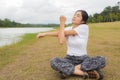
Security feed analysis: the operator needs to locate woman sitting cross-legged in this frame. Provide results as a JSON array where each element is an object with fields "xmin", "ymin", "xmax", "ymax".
[{"xmin": 37, "ymin": 10, "xmax": 106, "ymax": 80}]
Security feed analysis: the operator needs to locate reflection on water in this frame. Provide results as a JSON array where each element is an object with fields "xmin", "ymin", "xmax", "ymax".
[{"xmin": 0, "ymin": 27, "xmax": 53, "ymax": 47}]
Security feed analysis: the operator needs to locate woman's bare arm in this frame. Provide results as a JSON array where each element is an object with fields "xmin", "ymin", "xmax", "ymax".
[
  {"xmin": 37, "ymin": 16, "xmax": 77, "ymax": 42},
  {"xmin": 37, "ymin": 31, "xmax": 59, "ymax": 38},
  {"xmin": 36, "ymin": 29, "xmax": 77, "ymax": 38},
  {"xmin": 58, "ymin": 16, "xmax": 66, "ymax": 44}
]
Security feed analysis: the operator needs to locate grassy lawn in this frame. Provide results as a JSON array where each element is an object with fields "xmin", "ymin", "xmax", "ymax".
[{"xmin": 0, "ymin": 21, "xmax": 120, "ymax": 80}]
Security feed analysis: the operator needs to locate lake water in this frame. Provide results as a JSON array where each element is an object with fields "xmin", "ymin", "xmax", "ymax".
[{"xmin": 0, "ymin": 27, "xmax": 53, "ymax": 47}]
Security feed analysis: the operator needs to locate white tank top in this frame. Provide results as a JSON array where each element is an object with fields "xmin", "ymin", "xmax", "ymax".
[{"xmin": 65, "ymin": 24, "xmax": 89, "ymax": 56}]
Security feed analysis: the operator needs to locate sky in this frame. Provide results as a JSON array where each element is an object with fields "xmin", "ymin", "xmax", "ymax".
[{"xmin": 0, "ymin": 0, "xmax": 119, "ymax": 24}]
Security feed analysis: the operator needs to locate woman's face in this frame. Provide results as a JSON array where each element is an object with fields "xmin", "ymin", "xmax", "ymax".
[{"xmin": 72, "ymin": 11, "xmax": 83, "ymax": 25}]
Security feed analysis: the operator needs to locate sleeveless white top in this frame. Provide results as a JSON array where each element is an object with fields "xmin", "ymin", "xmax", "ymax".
[{"xmin": 65, "ymin": 24, "xmax": 89, "ymax": 56}]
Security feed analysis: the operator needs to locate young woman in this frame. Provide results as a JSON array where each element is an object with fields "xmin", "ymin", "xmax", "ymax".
[{"xmin": 37, "ymin": 10, "xmax": 106, "ymax": 80}]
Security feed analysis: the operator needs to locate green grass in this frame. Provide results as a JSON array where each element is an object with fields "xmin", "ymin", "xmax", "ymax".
[
  {"xmin": 0, "ymin": 34, "xmax": 37, "ymax": 69},
  {"xmin": 0, "ymin": 21, "xmax": 120, "ymax": 80}
]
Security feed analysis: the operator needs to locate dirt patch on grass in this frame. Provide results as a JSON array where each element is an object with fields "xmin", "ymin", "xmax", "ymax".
[{"xmin": 0, "ymin": 37, "xmax": 67, "ymax": 80}]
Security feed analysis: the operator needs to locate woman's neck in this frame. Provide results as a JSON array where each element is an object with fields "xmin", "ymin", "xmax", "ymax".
[
  {"xmin": 72, "ymin": 24, "xmax": 80, "ymax": 29},
  {"xmin": 72, "ymin": 23, "xmax": 86, "ymax": 29}
]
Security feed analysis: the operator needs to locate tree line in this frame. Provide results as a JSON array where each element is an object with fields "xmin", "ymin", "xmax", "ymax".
[
  {"xmin": 0, "ymin": 18, "xmax": 59, "ymax": 27},
  {"xmin": 88, "ymin": 5, "xmax": 120, "ymax": 23}
]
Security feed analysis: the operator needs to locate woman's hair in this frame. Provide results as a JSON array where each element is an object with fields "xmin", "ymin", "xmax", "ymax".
[{"xmin": 75, "ymin": 10, "xmax": 89, "ymax": 24}]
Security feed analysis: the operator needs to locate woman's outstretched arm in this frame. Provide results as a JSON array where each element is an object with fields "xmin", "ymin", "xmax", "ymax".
[
  {"xmin": 37, "ymin": 15, "xmax": 66, "ymax": 44},
  {"xmin": 37, "ymin": 15, "xmax": 77, "ymax": 43},
  {"xmin": 37, "ymin": 31, "xmax": 59, "ymax": 38},
  {"xmin": 36, "ymin": 30, "xmax": 77, "ymax": 38}
]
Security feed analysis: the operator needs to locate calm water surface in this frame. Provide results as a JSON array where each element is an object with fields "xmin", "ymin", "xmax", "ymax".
[{"xmin": 0, "ymin": 27, "xmax": 53, "ymax": 47}]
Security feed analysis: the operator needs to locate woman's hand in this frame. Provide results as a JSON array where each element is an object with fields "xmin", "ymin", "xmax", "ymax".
[
  {"xmin": 37, "ymin": 33, "xmax": 46, "ymax": 39},
  {"xmin": 60, "ymin": 15, "xmax": 66, "ymax": 24}
]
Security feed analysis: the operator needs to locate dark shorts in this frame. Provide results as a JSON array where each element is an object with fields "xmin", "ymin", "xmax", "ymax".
[{"xmin": 50, "ymin": 55, "xmax": 106, "ymax": 75}]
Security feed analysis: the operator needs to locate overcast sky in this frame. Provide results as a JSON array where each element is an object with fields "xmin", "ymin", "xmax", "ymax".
[{"xmin": 0, "ymin": 0, "xmax": 119, "ymax": 24}]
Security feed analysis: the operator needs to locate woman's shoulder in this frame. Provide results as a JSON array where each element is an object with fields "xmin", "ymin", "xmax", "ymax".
[
  {"xmin": 76, "ymin": 24, "xmax": 89, "ymax": 30},
  {"xmin": 78, "ymin": 24, "xmax": 88, "ymax": 28}
]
